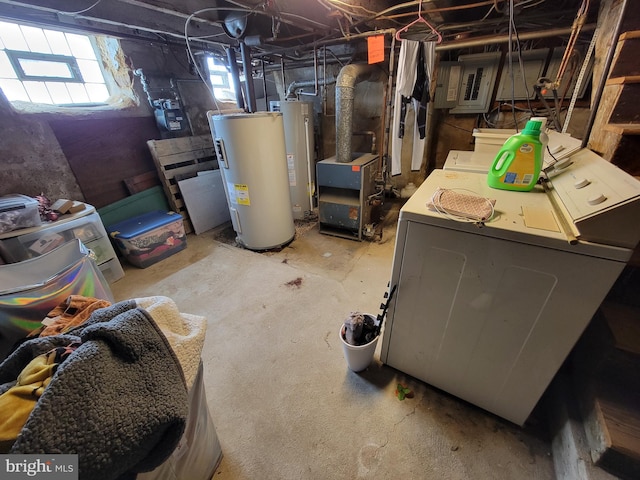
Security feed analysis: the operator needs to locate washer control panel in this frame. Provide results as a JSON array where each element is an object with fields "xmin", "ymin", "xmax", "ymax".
[{"xmin": 547, "ymin": 148, "xmax": 640, "ymax": 247}]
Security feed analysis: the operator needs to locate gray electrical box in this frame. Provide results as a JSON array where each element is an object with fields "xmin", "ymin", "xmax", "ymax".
[
  {"xmin": 450, "ymin": 52, "xmax": 501, "ymax": 114},
  {"xmin": 496, "ymin": 49, "xmax": 549, "ymax": 101},
  {"xmin": 433, "ymin": 61, "xmax": 462, "ymax": 109}
]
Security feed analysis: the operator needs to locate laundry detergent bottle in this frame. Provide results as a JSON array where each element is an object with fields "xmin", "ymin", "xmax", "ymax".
[{"xmin": 487, "ymin": 118, "xmax": 546, "ymax": 192}]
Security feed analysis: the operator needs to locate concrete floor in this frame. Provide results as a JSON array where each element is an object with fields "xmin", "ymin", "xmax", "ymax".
[{"xmin": 111, "ymin": 202, "xmax": 556, "ymax": 480}]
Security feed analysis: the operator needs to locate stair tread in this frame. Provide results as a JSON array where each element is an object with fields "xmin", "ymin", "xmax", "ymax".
[
  {"xmin": 619, "ymin": 31, "xmax": 640, "ymax": 41},
  {"xmin": 606, "ymin": 75, "xmax": 640, "ymax": 85},
  {"xmin": 604, "ymin": 123, "xmax": 640, "ymax": 135}
]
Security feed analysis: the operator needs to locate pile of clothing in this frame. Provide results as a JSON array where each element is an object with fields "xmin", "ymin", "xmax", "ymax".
[{"xmin": 0, "ymin": 295, "xmax": 207, "ymax": 480}]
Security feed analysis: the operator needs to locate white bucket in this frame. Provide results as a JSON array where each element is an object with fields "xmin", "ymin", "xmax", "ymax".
[{"xmin": 339, "ymin": 319, "xmax": 379, "ymax": 372}]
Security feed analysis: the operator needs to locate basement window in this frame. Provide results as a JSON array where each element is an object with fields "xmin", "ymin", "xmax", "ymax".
[
  {"xmin": 207, "ymin": 57, "xmax": 236, "ymax": 102},
  {"xmin": 0, "ymin": 20, "xmax": 110, "ymax": 106}
]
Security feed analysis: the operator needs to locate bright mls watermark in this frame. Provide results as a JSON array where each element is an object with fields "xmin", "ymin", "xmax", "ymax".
[{"xmin": 1, "ymin": 455, "xmax": 78, "ymax": 479}]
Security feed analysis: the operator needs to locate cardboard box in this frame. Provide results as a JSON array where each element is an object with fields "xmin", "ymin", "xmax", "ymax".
[{"xmin": 52, "ymin": 199, "xmax": 86, "ymax": 214}]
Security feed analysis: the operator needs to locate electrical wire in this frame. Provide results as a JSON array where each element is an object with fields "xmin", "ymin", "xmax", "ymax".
[
  {"xmin": 325, "ymin": 0, "xmax": 378, "ymax": 17},
  {"xmin": 546, "ymin": 144, "xmax": 559, "ymax": 164},
  {"xmin": 226, "ymin": 0, "xmax": 334, "ymax": 30},
  {"xmin": 483, "ymin": 110, "xmax": 531, "ymax": 128},
  {"xmin": 481, "ymin": 5, "xmax": 496, "ymax": 22},
  {"xmin": 522, "ymin": 0, "xmax": 547, "ymax": 8},
  {"xmin": 508, "ymin": 0, "xmax": 517, "ymax": 131},
  {"xmin": 509, "ymin": 12, "xmax": 534, "ymax": 117},
  {"xmin": 428, "ymin": 188, "xmax": 496, "ymax": 224},
  {"xmin": 184, "ymin": 8, "xmax": 228, "ymax": 111},
  {"xmin": 182, "ymin": 3, "xmax": 278, "ymax": 110},
  {"xmin": 499, "ymin": 0, "xmax": 548, "ymax": 125},
  {"xmin": 58, "ymin": 0, "xmax": 103, "ymax": 16},
  {"xmin": 304, "ymin": 0, "xmax": 504, "ymax": 47}
]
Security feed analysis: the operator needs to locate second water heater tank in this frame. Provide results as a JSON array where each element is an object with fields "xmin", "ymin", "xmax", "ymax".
[
  {"xmin": 279, "ymin": 100, "xmax": 316, "ymax": 220},
  {"xmin": 208, "ymin": 112, "xmax": 295, "ymax": 250}
]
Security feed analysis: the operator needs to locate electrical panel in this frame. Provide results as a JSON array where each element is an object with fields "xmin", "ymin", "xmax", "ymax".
[
  {"xmin": 450, "ymin": 52, "xmax": 501, "ymax": 114},
  {"xmin": 433, "ymin": 61, "xmax": 462, "ymax": 109},
  {"xmin": 496, "ymin": 49, "xmax": 549, "ymax": 101}
]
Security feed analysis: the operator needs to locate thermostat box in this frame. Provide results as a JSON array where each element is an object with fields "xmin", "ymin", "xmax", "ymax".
[{"xmin": 108, "ymin": 211, "xmax": 186, "ymax": 268}]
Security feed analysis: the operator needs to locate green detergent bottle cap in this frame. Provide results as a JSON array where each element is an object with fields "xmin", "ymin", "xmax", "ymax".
[{"xmin": 522, "ymin": 119, "xmax": 542, "ymax": 136}]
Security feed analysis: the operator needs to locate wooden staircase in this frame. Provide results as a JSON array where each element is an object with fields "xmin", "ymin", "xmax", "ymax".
[
  {"xmin": 589, "ymin": 26, "xmax": 640, "ymax": 177},
  {"xmin": 563, "ymin": 6, "xmax": 640, "ymax": 478}
]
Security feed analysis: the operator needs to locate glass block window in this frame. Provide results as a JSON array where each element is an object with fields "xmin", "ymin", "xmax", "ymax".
[
  {"xmin": 0, "ymin": 21, "xmax": 109, "ymax": 105},
  {"xmin": 207, "ymin": 57, "xmax": 236, "ymax": 102}
]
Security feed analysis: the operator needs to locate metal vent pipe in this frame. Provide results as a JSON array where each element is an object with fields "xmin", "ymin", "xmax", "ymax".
[
  {"xmin": 335, "ymin": 63, "xmax": 382, "ymax": 163},
  {"xmin": 240, "ymin": 41, "xmax": 257, "ymax": 112},
  {"xmin": 226, "ymin": 47, "xmax": 245, "ymax": 110}
]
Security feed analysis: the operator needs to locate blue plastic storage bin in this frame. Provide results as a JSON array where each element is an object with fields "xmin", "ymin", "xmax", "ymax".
[{"xmin": 108, "ymin": 210, "xmax": 186, "ymax": 268}]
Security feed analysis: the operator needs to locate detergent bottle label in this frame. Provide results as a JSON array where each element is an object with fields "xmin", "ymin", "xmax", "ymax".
[{"xmin": 502, "ymin": 143, "xmax": 536, "ymax": 185}]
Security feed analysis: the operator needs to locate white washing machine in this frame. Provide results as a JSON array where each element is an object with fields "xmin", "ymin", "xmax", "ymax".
[{"xmin": 380, "ymin": 147, "xmax": 640, "ymax": 425}]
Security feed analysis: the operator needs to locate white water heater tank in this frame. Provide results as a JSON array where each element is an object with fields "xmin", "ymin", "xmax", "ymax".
[
  {"xmin": 280, "ymin": 100, "xmax": 315, "ymax": 220},
  {"xmin": 208, "ymin": 112, "xmax": 295, "ymax": 250}
]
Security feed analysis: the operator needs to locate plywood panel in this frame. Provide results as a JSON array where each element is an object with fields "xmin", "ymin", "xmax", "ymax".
[{"xmin": 48, "ymin": 116, "xmax": 160, "ymax": 208}]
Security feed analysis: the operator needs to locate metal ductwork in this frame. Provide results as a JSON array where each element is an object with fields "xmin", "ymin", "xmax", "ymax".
[{"xmin": 335, "ymin": 63, "xmax": 381, "ymax": 163}]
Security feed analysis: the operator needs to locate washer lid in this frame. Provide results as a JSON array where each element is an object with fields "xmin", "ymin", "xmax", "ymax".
[
  {"xmin": 400, "ymin": 169, "xmax": 631, "ymax": 261},
  {"xmin": 546, "ymin": 148, "xmax": 640, "ymax": 248}
]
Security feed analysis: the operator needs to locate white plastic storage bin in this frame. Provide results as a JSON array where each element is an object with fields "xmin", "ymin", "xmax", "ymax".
[
  {"xmin": 0, "ymin": 194, "xmax": 41, "ymax": 234},
  {"xmin": 0, "ymin": 204, "xmax": 124, "ymax": 283}
]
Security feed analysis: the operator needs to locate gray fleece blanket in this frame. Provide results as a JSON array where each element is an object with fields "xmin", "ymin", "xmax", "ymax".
[{"xmin": 0, "ymin": 300, "xmax": 188, "ymax": 480}]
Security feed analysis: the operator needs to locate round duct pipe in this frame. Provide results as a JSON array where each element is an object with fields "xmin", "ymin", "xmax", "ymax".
[
  {"xmin": 226, "ymin": 47, "xmax": 245, "ymax": 110},
  {"xmin": 240, "ymin": 41, "xmax": 257, "ymax": 113},
  {"xmin": 335, "ymin": 64, "xmax": 383, "ymax": 164}
]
